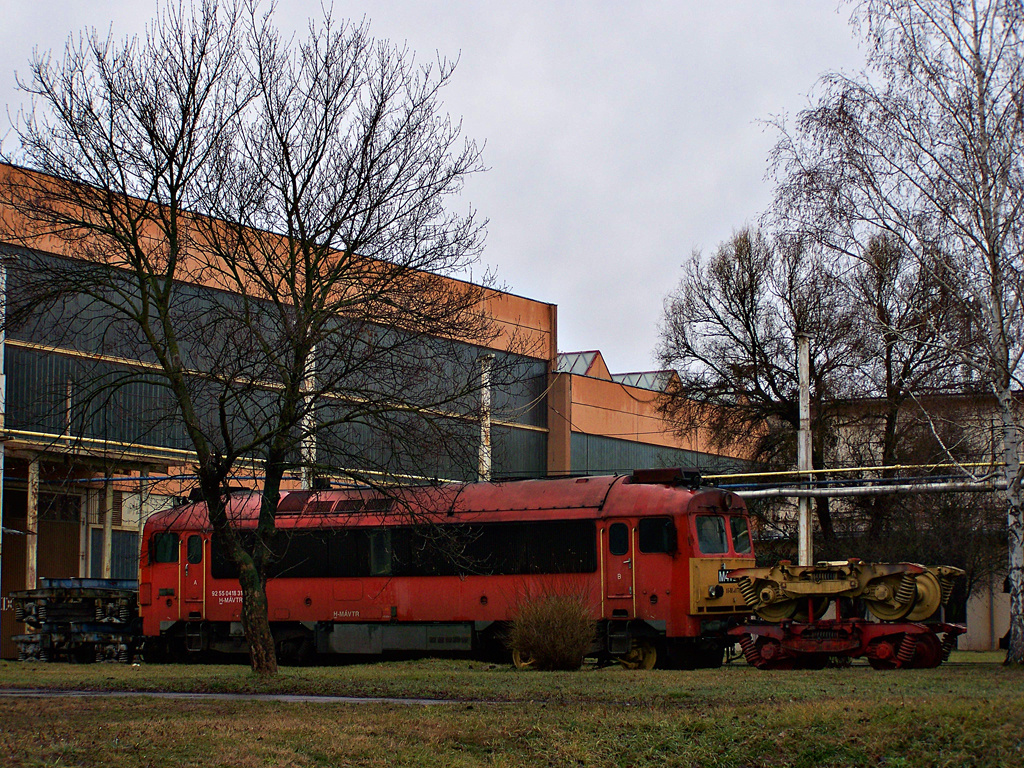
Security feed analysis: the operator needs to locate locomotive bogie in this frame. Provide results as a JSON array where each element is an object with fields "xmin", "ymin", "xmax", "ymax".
[{"xmin": 9, "ymin": 579, "xmax": 142, "ymax": 663}]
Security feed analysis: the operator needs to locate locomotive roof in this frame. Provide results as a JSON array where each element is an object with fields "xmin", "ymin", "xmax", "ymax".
[{"xmin": 144, "ymin": 473, "xmax": 745, "ymax": 532}]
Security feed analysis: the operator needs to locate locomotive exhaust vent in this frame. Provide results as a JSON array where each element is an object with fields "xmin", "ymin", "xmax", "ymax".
[{"xmin": 627, "ymin": 468, "xmax": 702, "ymax": 488}]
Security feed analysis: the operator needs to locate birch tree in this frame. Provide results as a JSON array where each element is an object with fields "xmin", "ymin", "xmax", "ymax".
[{"xmin": 772, "ymin": 0, "xmax": 1024, "ymax": 664}]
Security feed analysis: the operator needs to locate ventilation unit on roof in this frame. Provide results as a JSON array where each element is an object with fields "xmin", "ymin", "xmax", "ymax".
[{"xmin": 627, "ymin": 468, "xmax": 703, "ymax": 488}]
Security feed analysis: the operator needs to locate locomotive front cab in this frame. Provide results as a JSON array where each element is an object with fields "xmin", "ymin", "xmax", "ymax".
[{"xmin": 687, "ymin": 489, "xmax": 756, "ymax": 620}]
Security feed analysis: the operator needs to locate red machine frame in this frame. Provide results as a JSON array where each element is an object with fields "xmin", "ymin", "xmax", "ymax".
[{"xmin": 731, "ymin": 601, "xmax": 965, "ymax": 670}]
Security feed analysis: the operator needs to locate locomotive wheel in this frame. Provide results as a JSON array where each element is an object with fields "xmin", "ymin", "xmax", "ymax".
[
  {"xmin": 866, "ymin": 638, "xmax": 899, "ymax": 670},
  {"xmin": 755, "ymin": 599, "xmax": 797, "ymax": 622},
  {"xmin": 618, "ymin": 640, "xmax": 657, "ymax": 670},
  {"xmin": 906, "ymin": 572, "xmax": 942, "ymax": 622},
  {"xmin": 865, "ymin": 596, "xmax": 915, "ymax": 622},
  {"xmin": 512, "ymin": 649, "xmax": 535, "ymax": 670},
  {"xmin": 908, "ymin": 632, "xmax": 943, "ymax": 669},
  {"xmin": 868, "ymin": 633, "xmax": 942, "ymax": 669},
  {"xmin": 752, "ymin": 638, "xmax": 796, "ymax": 670}
]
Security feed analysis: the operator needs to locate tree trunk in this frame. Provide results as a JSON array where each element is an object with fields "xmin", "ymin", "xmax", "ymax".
[
  {"xmin": 814, "ymin": 496, "xmax": 835, "ymax": 542},
  {"xmin": 201, "ymin": 470, "xmax": 279, "ymax": 677},
  {"xmin": 995, "ymin": 384, "xmax": 1024, "ymax": 666},
  {"xmin": 238, "ymin": 557, "xmax": 278, "ymax": 676},
  {"xmin": 867, "ymin": 403, "xmax": 902, "ymax": 541}
]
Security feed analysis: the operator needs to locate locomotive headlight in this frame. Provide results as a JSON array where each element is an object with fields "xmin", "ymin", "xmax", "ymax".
[{"xmin": 707, "ymin": 585, "xmax": 725, "ymax": 599}]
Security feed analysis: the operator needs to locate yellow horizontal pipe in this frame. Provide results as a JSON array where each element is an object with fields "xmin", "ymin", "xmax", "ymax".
[{"xmin": 4, "ymin": 429, "xmax": 197, "ymax": 458}]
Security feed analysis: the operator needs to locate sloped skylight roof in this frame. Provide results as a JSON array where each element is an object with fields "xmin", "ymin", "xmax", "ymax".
[
  {"xmin": 611, "ymin": 371, "xmax": 675, "ymax": 392},
  {"xmin": 558, "ymin": 351, "xmax": 676, "ymax": 392},
  {"xmin": 555, "ymin": 351, "xmax": 598, "ymax": 376}
]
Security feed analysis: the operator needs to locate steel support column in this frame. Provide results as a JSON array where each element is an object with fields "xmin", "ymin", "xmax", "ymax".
[
  {"xmin": 26, "ymin": 458, "xmax": 39, "ymax": 590},
  {"xmin": 102, "ymin": 480, "xmax": 113, "ymax": 578}
]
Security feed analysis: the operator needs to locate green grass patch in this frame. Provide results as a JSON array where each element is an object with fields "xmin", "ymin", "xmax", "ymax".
[{"xmin": 1, "ymin": 654, "xmax": 1021, "ymax": 766}]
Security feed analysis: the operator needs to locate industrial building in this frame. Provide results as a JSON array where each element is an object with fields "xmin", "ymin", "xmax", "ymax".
[
  {"xmin": 0, "ymin": 165, "xmax": 742, "ymax": 657},
  {"xmin": 2, "ymin": 163, "xmax": 1005, "ymax": 658}
]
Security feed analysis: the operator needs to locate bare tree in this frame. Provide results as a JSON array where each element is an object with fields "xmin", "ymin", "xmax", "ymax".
[
  {"xmin": 837, "ymin": 234, "xmax": 967, "ymax": 539},
  {"xmin": 826, "ymin": 399, "xmax": 1005, "ymax": 621},
  {"xmin": 657, "ymin": 227, "xmax": 858, "ymax": 540},
  {"xmin": 771, "ymin": 0, "xmax": 1024, "ymax": 663},
  {"xmin": 658, "ymin": 225, "xmax": 974, "ymax": 557},
  {"xmin": 0, "ymin": 0, "xmax": 522, "ymax": 674}
]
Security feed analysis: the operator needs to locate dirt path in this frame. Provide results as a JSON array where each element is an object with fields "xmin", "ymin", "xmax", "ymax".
[{"xmin": 0, "ymin": 688, "xmax": 459, "ymax": 705}]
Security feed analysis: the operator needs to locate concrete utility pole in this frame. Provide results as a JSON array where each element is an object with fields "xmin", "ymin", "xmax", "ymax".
[
  {"xmin": 797, "ymin": 333, "xmax": 813, "ymax": 566},
  {"xmin": 478, "ymin": 354, "xmax": 494, "ymax": 482}
]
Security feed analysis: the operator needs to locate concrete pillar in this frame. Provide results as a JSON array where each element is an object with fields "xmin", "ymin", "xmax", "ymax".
[
  {"xmin": 78, "ymin": 493, "xmax": 88, "ymax": 577},
  {"xmin": 546, "ymin": 373, "xmax": 572, "ymax": 476},
  {"xmin": 102, "ymin": 480, "xmax": 113, "ymax": 579},
  {"xmin": 478, "ymin": 354, "xmax": 494, "ymax": 482},
  {"xmin": 25, "ymin": 458, "xmax": 39, "ymax": 590},
  {"xmin": 138, "ymin": 468, "xmax": 149, "ymax": 566},
  {"xmin": 138, "ymin": 468, "xmax": 150, "ymax": 532}
]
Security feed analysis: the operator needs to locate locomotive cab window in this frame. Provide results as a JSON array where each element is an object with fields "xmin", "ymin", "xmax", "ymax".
[
  {"xmin": 608, "ymin": 523, "xmax": 630, "ymax": 556},
  {"xmin": 369, "ymin": 529, "xmax": 392, "ymax": 576},
  {"xmin": 151, "ymin": 532, "xmax": 179, "ymax": 563},
  {"xmin": 211, "ymin": 530, "xmax": 239, "ymax": 579},
  {"xmin": 695, "ymin": 516, "xmax": 729, "ymax": 555},
  {"xmin": 730, "ymin": 517, "xmax": 752, "ymax": 554},
  {"xmin": 638, "ymin": 517, "xmax": 677, "ymax": 554}
]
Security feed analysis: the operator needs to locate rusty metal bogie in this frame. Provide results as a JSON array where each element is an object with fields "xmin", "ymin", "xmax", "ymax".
[
  {"xmin": 730, "ymin": 619, "xmax": 965, "ymax": 670},
  {"xmin": 729, "ymin": 560, "xmax": 964, "ymax": 624},
  {"xmin": 729, "ymin": 560, "xmax": 966, "ymax": 670}
]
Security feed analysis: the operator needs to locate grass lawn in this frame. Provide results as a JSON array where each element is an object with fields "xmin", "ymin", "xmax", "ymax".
[{"xmin": 1, "ymin": 653, "xmax": 1020, "ymax": 767}]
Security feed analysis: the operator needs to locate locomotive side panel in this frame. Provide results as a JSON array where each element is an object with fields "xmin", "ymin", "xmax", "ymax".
[{"xmin": 138, "ymin": 473, "xmax": 756, "ymax": 664}]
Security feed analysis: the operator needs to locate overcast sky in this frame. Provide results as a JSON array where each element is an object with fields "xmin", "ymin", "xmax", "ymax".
[{"xmin": 0, "ymin": 1, "xmax": 867, "ymax": 373}]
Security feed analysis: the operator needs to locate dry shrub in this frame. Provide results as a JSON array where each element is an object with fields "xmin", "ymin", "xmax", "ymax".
[{"xmin": 507, "ymin": 590, "xmax": 597, "ymax": 671}]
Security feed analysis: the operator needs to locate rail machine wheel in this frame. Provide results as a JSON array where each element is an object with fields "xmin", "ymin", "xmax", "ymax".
[
  {"xmin": 617, "ymin": 640, "xmax": 657, "ymax": 670},
  {"xmin": 511, "ymin": 649, "xmax": 535, "ymax": 670}
]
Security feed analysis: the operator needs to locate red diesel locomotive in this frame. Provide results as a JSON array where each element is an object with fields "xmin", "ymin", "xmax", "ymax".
[{"xmin": 138, "ymin": 469, "xmax": 755, "ymax": 668}]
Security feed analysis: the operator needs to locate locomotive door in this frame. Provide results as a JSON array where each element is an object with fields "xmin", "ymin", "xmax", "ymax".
[
  {"xmin": 603, "ymin": 521, "xmax": 634, "ymax": 616},
  {"xmin": 180, "ymin": 534, "xmax": 205, "ymax": 619}
]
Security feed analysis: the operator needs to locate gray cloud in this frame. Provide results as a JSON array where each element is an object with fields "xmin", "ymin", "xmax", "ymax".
[{"xmin": 0, "ymin": 0, "xmax": 866, "ymax": 372}]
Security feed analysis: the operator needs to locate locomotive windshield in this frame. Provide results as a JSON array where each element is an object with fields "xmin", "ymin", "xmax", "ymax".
[
  {"xmin": 696, "ymin": 516, "xmax": 729, "ymax": 554},
  {"xmin": 730, "ymin": 517, "xmax": 752, "ymax": 554},
  {"xmin": 696, "ymin": 515, "xmax": 752, "ymax": 555}
]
